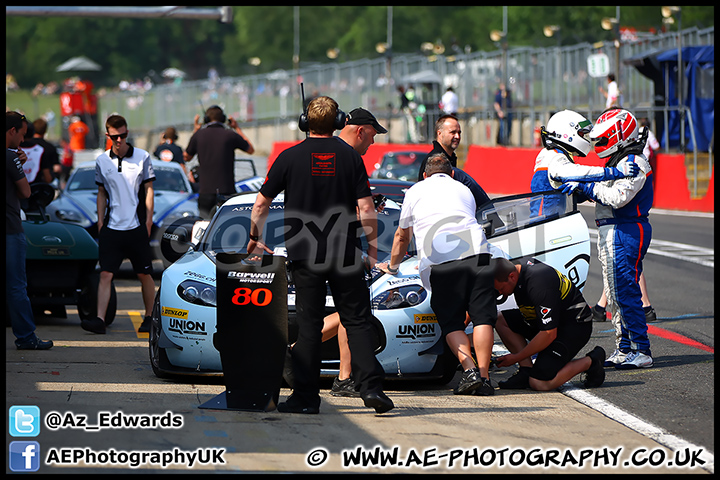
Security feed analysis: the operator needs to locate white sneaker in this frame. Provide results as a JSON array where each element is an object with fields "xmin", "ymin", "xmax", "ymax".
[
  {"xmin": 603, "ymin": 349, "xmax": 627, "ymax": 367},
  {"xmin": 615, "ymin": 350, "xmax": 653, "ymax": 369}
]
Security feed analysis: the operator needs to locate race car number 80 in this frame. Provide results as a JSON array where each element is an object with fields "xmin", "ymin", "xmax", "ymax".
[{"xmin": 231, "ymin": 287, "xmax": 273, "ymax": 306}]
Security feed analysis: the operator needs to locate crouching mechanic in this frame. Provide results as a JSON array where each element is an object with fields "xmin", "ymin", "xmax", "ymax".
[
  {"xmin": 530, "ymin": 109, "xmax": 640, "ymax": 217},
  {"xmin": 560, "ymin": 108, "xmax": 654, "ymax": 370},
  {"xmin": 493, "ymin": 257, "xmax": 605, "ymax": 391},
  {"xmin": 377, "ymin": 153, "xmax": 508, "ymax": 396}
]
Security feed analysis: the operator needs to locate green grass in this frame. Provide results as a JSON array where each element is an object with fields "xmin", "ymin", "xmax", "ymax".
[{"xmin": 6, "ymin": 90, "xmax": 64, "ymax": 142}]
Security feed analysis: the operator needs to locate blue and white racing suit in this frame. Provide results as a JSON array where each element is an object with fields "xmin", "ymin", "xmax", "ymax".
[
  {"xmin": 530, "ymin": 147, "xmax": 622, "ymax": 217},
  {"xmin": 583, "ymin": 151, "xmax": 654, "ymax": 355}
]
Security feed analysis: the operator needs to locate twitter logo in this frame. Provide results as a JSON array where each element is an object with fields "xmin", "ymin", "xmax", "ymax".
[{"xmin": 9, "ymin": 406, "xmax": 40, "ymax": 437}]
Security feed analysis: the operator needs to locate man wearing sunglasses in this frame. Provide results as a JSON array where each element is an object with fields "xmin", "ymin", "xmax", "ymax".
[{"xmin": 86, "ymin": 115, "xmax": 156, "ymax": 335}]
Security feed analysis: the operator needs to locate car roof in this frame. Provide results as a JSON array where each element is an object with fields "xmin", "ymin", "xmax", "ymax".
[{"xmin": 74, "ymin": 159, "xmax": 185, "ymax": 171}]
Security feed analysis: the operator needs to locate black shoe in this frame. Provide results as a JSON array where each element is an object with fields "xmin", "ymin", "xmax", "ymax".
[
  {"xmin": 473, "ymin": 377, "xmax": 495, "ymax": 396},
  {"xmin": 644, "ymin": 306, "xmax": 657, "ymax": 323},
  {"xmin": 282, "ymin": 345, "xmax": 295, "ymax": 389},
  {"xmin": 453, "ymin": 367, "xmax": 483, "ymax": 395},
  {"xmin": 138, "ymin": 316, "xmax": 151, "ymax": 333},
  {"xmin": 362, "ymin": 390, "xmax": 394, "ymax": 414},
  {"xmin": 592, "ymin": 305, "xmax": 607, "ymax": 322},
  {"xmin": 498, "ymin": 366, "xmax": 531, "ymax": 389},
  {"xmin": 583, "ymin": 346, "xmax": 606, "ymax": 388},
  {"xmin": 16, "ymin": 336, "xmax": 53, "ymax": 350},
  {"xmin": 277, "ymin": 396, "xmax": 320, "ymax": 414},
  {"xmin": 81, "ymin": 316, "xmax": 106, "ymax": 334},
  {"xmin": 331, "ymin": 376, "xmax": 360, "ymax": 397}
]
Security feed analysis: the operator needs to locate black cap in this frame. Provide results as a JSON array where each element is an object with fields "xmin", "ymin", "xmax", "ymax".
[{"xmin": 346, "ymin": 108, "xmax": 387, "ymax": 134}]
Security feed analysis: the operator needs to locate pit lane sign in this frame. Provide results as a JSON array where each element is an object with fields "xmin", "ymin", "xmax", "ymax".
[{"xmin": 587, "ymin": 53, "xmax": 610, "ymax": 78}]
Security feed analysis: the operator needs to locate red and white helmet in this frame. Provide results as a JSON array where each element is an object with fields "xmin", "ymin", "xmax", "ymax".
[{"xmin": 590, "ymin": 109, "xmax": 639, "ymax": 158}]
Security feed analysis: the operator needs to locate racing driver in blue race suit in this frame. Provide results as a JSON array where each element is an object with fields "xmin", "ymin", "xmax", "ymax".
[{"xmin": 560, "ymin": 108, "xmax": 654, "ymax": 370}]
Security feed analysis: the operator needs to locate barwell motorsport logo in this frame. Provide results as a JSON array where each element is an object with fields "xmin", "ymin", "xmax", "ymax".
[{"xmin": 227, "ymin": 271, "xmax": 276, "ymax": 284}]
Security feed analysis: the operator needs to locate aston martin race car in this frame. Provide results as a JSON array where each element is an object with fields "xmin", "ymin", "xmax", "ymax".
[
  {"xmin": 44, "ymin": 159, "xmax": 200, "ymax": 259},
  {"xmin": 149, "ymin": 188, "xmax": 590, "ymax": 382}
]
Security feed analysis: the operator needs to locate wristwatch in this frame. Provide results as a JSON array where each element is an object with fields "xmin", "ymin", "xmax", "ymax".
[{"xmin": 249, "ymin": 234, "xmax": 260, "ymax": 241}]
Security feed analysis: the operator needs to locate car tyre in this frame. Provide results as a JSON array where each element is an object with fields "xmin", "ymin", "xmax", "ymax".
[
  {"xmin": 149, "ymin": 288, "xmax": 173, "ymax": 379},
  {"xmin": 77, "ymin": 273, "xmax": 117, "ymax": 326}
]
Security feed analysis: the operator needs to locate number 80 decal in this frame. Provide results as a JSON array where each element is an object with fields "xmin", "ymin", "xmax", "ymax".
[{"xmin": 231, "ymin": 287, "xmax": 273, "ymax": 306}]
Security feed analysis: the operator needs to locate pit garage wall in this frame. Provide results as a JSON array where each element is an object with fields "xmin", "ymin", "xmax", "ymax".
[{"xmin": 268, "ymin": 143, "xmax": 714, "ymax": 213}]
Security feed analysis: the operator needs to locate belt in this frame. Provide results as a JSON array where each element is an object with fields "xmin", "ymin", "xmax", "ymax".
[{"xmin": 596, "ymin": 217, "xmax": 649, "ymax": 227}]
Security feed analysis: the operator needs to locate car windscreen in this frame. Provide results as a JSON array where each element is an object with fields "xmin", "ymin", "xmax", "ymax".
[
  {"xmin": 476, "ymin": 191, "xmax": 573, "ymax": 238},
  {"xmin": 153, "ymin": 166, "xmax": 189, "ymax": 193},
  {"xmin": 374, "ymin": 152, "xmax": 424, "ymax": 180},
  {"xmin": 201, "ymin": 202, "xmax": 405, "ymax": 258},
  {"xmin": 66, "ymin": 168, "xmax": 97, "ymax": 191}
]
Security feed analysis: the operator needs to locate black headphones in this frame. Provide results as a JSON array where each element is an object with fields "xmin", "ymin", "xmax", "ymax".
[
  {"xmin": 204, "ymin": 105, "xmax": 227, "ymax": 124},
  {"xmin": 298, "ymin": 108, "xmax": 346, "ymax": 132},
  {"xmin": 297, "ymin": 84, "xmax": 346, "ymax": 132}
]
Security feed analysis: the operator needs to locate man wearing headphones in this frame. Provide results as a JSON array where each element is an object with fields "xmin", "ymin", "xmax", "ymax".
[
  {"xmin": 249, "ymin": 96, "xmax": 393, "ymax": 415},
  {"xmin": 184, "ymin": 105, "xmax": 255, "ymax": 218}
]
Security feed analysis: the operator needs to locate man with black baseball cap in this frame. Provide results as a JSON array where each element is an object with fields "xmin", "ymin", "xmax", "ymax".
[{"xmin": 338, "ymin": 107, "xmax": 387, "ymax": 155}]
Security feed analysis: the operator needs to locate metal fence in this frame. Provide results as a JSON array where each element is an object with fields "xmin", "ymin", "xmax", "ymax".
[{"xmin": 102, "ymin": 26, "xmax": 714, "ymax": 150}]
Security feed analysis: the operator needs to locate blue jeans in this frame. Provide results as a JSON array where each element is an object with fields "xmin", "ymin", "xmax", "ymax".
[{"xmin": 6, "ymin": 233, "xmax": 38, "ymax": 344}]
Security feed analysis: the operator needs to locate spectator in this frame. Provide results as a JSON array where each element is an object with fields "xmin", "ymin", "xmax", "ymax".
[
  {"xmin": 440, "ymin": 86, "xmax": 459, "ymax": 116},
  {"xmin": 599, "ymin": 73, "xmax": 620, "ymax": 109},
  {"xmin": 398, "ymin": 85, "xmax": 420, "ymax": 143},
  {"xmin": 59, "ymin": 139, "xmax": 74, "ymax": 189},
  {"xmin": 249, "ymin": 96, "xmax": 393, "ymax": 414},
  {"xmin": 154, "ymin": 127, "xmax": 192, "ymax": 183},
  {"xmin": 32, "ymin": 118, "xmax": 61, "ymax": 184},
  {"xmin": 377, "ymin": 154, "xmax": 508, "ymax": 396},
  {"xmin": 493, "ymin": 83, "xmax": 513, "ymax": 146},
  {"xmin": 184, "ymin": 105, "xmax": 254, "ymax": 219},
  {"xmin": 84, "ymin": 115, "xmax": 156, "ymax": 335},
  {"xmin": 19, "ymin": 121, "xmax": 54, "ymax": 185},
  {"xmin": 6, "ymin": 111, "xmax": 53, "ymax": 350},
  {"xmin": 493, "ymin": 257, "xmax": 605, "ymax": 391},
  {"xmin": 68, "ymin": 115, "xmax": 89, "ymax": 152}
]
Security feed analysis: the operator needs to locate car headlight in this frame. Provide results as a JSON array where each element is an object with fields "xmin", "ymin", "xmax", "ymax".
[
  {"xmin": 177, "ymin": 280, "xmax": 216, "ymax": 307},
  {"xmin": 372, "ymin": 285, "xmax": 427, "ymax": 310}
]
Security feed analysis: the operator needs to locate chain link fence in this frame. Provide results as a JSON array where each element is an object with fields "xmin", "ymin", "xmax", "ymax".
[{"xmin": 102, "ymin": 26, "xmax": 713, "ymax": 151}]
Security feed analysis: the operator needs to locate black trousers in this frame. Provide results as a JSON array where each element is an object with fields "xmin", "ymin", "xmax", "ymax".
[{"xmin": 290, "ymin": 259, "xmax": 384, "ymax": 407}]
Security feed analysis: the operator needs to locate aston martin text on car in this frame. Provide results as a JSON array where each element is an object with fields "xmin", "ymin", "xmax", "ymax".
[{"xmin": 150, "ymin": 188, "xmax": 590, "ymax": 381}]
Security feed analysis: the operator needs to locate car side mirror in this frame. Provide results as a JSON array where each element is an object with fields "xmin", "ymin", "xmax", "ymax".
[{"xmin": 159, "ymin": 215, "xmax": 204, "ymax": 265}]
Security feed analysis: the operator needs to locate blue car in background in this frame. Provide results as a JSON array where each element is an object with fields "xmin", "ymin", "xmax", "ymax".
[{"xmin": 45, "ymin": 159, "xmax": 200, "ymax": 259}]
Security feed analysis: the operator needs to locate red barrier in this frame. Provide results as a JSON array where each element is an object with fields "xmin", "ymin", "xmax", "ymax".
[{"xmin": 269, "ymin": 142, "xmax": 714, "ymax": 213}]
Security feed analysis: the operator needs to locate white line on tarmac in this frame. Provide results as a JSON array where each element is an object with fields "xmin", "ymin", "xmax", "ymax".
[{"xmin": 560, "ymin": 384, "xmax": 714, "ymax": 474}]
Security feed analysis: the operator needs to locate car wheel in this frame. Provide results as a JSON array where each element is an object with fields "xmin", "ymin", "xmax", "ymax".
[
  {"xmin": 435, "ymin": 347, "xmax": 460, "ymax": 386},
  {"xmin": 77, "ymin": 273, "xmax": 117, "ymax": 326},
  {"xmin": 149, "ymin": 288, "xmax": 172, "ymax": 379}
]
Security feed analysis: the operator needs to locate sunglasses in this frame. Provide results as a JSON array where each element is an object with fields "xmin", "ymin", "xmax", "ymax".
[{"xmin": 107, "ymin": 132, "xmax": 128, "ymax": 140}]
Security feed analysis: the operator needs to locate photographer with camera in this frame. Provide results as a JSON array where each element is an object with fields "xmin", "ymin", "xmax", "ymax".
[{"xmin": 184, "ymin": 105, "xmax": 255, "ymax": 219}]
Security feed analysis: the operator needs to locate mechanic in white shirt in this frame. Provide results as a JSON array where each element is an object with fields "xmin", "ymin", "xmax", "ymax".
[
  {"xmin": 376, "ymin": 153, "xmax": 505, "ymax": 396},
  {"xmin": 599, "ymin": 73, "xmax": 620, "ymax": 109}
]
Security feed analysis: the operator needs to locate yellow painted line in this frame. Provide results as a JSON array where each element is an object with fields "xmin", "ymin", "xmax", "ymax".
[
  {"xmin": 35, "ymin": 382, "xmax": 225, "ymax": 394},
  {"xmin": 128, "ymin": 310, "xmax": 149, "ymax": 338}
]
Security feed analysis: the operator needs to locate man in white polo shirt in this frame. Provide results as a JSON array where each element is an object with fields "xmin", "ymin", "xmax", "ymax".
[
  {"xmin": 376, "ymin": 153, "xmax": 506, "ymax": 396},
  {"xmin": 83, "ymin": 114, "xmax": 156, "ymax": 334}
]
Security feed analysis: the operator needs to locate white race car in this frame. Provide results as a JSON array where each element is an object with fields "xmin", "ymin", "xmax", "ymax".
[{"xmin": 149, "ymin": 189, "xmax": 590, "ymax": 382}]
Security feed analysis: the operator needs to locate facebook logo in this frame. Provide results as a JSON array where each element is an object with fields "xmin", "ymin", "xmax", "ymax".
[
  {"xmin": 9, "ymin": 405, "xmax": 40, "ymax": 437},
  {"xmin": 9, "ymin": 441, "xmax": 41, "ymax": 472}
]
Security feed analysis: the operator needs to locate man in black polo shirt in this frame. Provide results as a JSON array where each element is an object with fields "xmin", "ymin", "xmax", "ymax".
[
  {"xmin": 416, "ymin": 114, "xmax": 461, "ymax": 182},
  {"xmin": 184, "ymin": 106, "xmax": 255, "ymax": 218},
  {"xmin": 248, "ymin": 96, "xmax": 393, "ymax": 415},
  {"xmin": 493, "ymin": 257, "xmax": 606, "ymax": 391}
]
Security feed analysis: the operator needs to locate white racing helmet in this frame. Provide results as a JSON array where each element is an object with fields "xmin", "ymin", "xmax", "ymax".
[
  {"xmin": 542, "ymin": 110, "xmax": 593, "ymax": 157},
  {"xmin": 589, "ymin": 108, "xmax": 639, "ymax": 158}
]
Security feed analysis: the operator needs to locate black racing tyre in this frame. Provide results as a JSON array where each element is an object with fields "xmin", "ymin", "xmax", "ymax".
[{"xmin": 149, "ymin": 288, "xmax": 172, "ymax": 379}]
